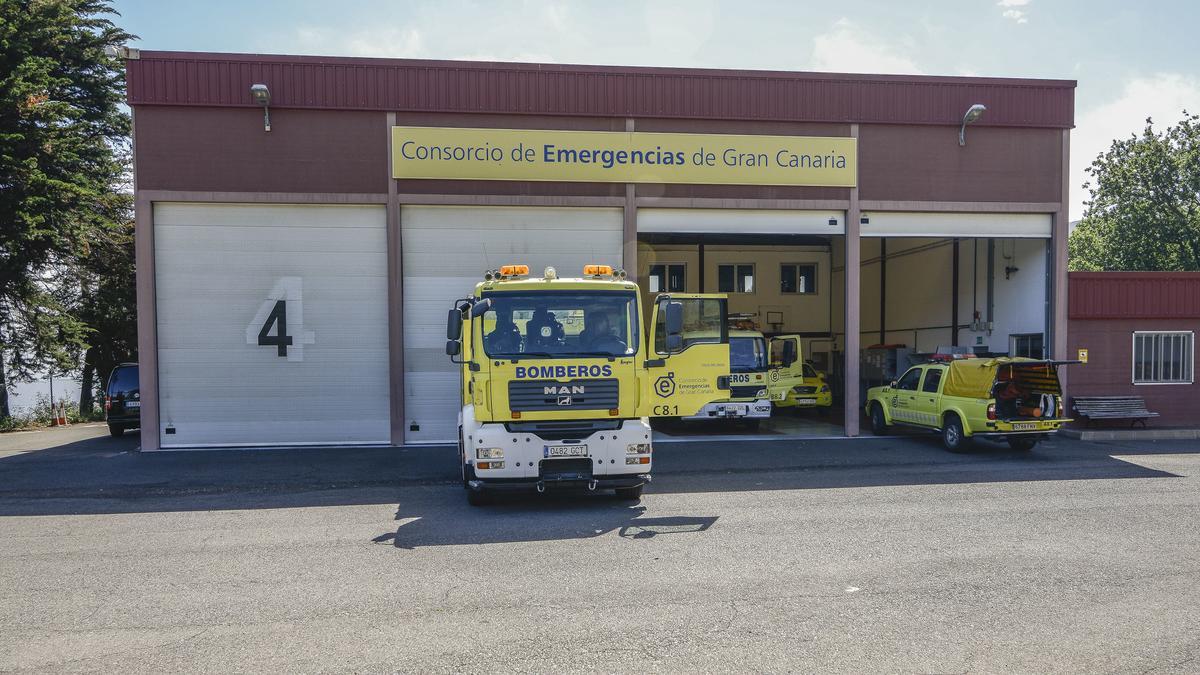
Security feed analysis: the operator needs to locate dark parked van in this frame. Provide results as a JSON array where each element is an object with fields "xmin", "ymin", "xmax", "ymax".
[{"xmin": 105, "ymin": 363, "xmax": 140, "ymax": 437}]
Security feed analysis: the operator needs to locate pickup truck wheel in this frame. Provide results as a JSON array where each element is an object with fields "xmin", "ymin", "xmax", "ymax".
[
  {"xmin": 942, "ymin": 415, "xmax": 970, "ymax": 453},
  {"xmin": 869, "ymin": 404, "xmax": 889, "ymax": 436},
  {"xmin": 108, "ymin": 423, "xmax": 125, "ymax": 438},
  {"xmin": 1007, "ymin": 437, "xmax": 1038, "ymax": 451},
  {"xmin": 614, "ymin": 485, "xmax": 644, "ymax": 501}
]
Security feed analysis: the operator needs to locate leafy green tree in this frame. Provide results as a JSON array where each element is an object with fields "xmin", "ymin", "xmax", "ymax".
[
  {"xmin": 75, "ymin": 216, "xmax": 136, "ymax": 414},
  {"xmin": 1069, "ymin": 112, "xmax": 1200, "ymax": 271},
  {"xmin": 0, "ymin": 1, "xmax": 132, "ymax": 418}
]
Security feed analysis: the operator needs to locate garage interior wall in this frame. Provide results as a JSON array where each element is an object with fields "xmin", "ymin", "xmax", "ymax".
[
  {"xmin": 637, "ymin": 243, "xmax": 832, "ymax": 335},
  {"xmin": 400, "ymin": 205, "xmax": 623, "ymax": 444},
  {"xmin": 833, "ymin": 214, "xmax": 1051, "ymax": 355},
  {"xmin": 154, "ymin": 203, "xmax": 391, "ymax": 447}
]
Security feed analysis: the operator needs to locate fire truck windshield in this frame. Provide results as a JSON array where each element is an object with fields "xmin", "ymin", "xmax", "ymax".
[
  {"xmin": 480, "ymin": 291, "xmax": 639, "ymax": 358},
  {"xmin": 730, "ymin": 336, "xmax": 768, "ymax": 373}
]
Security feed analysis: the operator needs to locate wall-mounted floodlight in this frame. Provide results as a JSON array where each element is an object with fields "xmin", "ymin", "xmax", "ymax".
[
  {"xmin": 959, "ymin": 104, "xmax": 987, "ymax": 146},
  {"xmin": 250, "ymin": 84, "xmax": 271, "ymax": 132}
]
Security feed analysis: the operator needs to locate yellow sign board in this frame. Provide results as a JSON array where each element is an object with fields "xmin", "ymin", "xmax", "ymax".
[
  {"xmin": 391, "ymin": 126, "xmax": 857, "ymax": 187},
  {"xmin": 1078, "ymin": 348, "xmax": 1088, "ymax": 364}
]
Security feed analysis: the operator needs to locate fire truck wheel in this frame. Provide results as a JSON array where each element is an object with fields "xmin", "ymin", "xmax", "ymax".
[{"xmin": 466, "ymin": 488, "xmax": 491, "ymax": 507}]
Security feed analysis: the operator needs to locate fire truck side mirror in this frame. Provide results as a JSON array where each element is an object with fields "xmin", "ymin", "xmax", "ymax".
[
  {"xmin": 469, "ymin": 298, "xmax": 493, "ymax": 319},
  {"xmin": 446, "ymin": 309, "xmax": 462, "ymax": 341},
  {"xmin": 445, "ymin": 340, "xmax": 461, "ymax": 356},
  {"xmin": 664, "ymin": 301, "xmax": 684, "ymax": 352}
]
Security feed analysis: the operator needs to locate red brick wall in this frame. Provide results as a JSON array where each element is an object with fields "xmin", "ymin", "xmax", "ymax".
[{"xmin": 1068, "ymin": 318, "xmax": 1199, "ymax": 426}]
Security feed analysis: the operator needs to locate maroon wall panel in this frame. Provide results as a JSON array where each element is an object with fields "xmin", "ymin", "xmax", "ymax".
[
  {"xmin": 1070, "ymin": 272, "xmax": 1200, "ymax": 320},
  {"xmin": 858, "ymin": 124, "xmax": 1063, "ymax": 203},
  {"xmin": 128, "ymin": 51, "xmax": 1075, "ymax": 129},
  {"xmin": 135, "ymin": 106, "xmax": 388, "ymax": 194},
  {"xmin": 1068, "ymin": 318, "xmax": 1199, "ymax": 427}
]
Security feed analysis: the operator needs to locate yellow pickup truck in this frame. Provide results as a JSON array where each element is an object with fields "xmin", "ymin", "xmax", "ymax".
[{"xmin": 865, "ymin": 357, "xmax": 1072, "ymax": 452}]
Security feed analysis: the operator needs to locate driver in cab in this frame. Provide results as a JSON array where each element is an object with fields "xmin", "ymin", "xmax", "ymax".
[{"xmin": 579, "ymin": 312, "xmax": 626, "ymax": 353}]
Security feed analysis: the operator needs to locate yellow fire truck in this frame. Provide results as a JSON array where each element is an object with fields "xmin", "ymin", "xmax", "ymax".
[{"xmin": 446, "ymin": 264, "xmax": 731, "ymax": 505}]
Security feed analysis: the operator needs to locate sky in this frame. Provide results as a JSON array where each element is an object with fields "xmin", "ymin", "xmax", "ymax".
[{"xmin": 111, "ymin": 0, "xmax": 1200, "ymax": 220}]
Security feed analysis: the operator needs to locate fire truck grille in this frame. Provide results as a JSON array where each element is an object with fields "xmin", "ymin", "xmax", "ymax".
[
  {"xmin": 729, "ymin": 385, "xmax": 762, "ymax": 399},
  {"xmin": 509, "ymin": 379, "xmax": 619, "ymax": 412}
]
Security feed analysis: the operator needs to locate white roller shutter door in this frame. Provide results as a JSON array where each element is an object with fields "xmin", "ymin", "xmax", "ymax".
[
  {"xmin": 638, "ymin": 208, "xmax": 844, "ymax": 234},
  {"xmin": 860, "ymin": 212, "xmax": 1052, "ymax": 238},
  {"xmin": 154, "ymin": 203, "xmax": 390, "ymax": 448},
  {"xmin": 401, "ymin": 205, "xmax": 623, "ymax": 444}
]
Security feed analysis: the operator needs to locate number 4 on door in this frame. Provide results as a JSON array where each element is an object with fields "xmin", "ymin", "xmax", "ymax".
[{"xmin": 257, "ymin": 300, "xmax": 293, "ymax": 357}]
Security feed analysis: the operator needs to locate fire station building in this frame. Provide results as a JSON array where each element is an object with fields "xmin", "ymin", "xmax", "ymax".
[{"xmin": 126, "ymin": 50, "xmax": 1075, "ymax": 449}]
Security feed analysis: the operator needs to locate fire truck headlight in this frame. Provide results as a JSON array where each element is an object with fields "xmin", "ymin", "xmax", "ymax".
[{"xmin": 476, "ymin": 447, "xmax": 504, "ymax": 459}]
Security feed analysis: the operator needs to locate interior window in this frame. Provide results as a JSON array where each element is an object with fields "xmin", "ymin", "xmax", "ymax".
[
  {"xmin": 921, "ymin": 368, "xmax": 944, "ymax": 393},
  {"xmin": 895, "ymin": 368, "xmax": 922, "ymax": 391},
  {"xmin": 780, "ymin": 263, "xmax": 817, "ymax": 294},
  {"xmin": 648, "ymin": 263, "xmax": 686, "ymax": 293},
  {"xmin": 717, "ymin": 264, "xmax": 754, "ymax": 293}
]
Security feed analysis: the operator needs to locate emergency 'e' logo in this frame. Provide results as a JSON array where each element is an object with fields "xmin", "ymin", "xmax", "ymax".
[{"xmin": 654, "ymin": 373, "xmax": 676, "ymax": 398}]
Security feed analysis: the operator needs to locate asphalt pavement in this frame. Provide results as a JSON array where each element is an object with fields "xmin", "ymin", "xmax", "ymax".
[{"xmin": 2, "ymin": 424, "xmax": 1199, "ymax": 672}]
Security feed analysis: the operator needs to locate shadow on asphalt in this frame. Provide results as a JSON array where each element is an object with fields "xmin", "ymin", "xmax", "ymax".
[
  {"xmin": 370, "ymin": 489, "xmax": 722, "ymax": 548},
  {"xmin": 0, "ymin": 429, "xmax": 1193, "ymax": 518}
]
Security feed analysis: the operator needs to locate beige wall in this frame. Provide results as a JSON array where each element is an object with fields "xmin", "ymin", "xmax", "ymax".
[{"xmin": 638, "ymin": 242, "xmax": 831, "ymax": 335}]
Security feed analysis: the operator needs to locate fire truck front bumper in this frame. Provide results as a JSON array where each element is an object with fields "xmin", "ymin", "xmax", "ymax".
[{"xmin": 682, "ymin": 399, "xmax": 773, "ymax": 420}]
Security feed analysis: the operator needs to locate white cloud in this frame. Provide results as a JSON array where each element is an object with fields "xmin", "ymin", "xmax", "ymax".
[
  {"xmin": 1002, "ymin": 9, "xmax": 1028, "ymax": 23},
  {"xmin": 809, "ymin": 18, "xmax": 923, "ymax": 75},
  {"xmin": 998, "ymin": 0, "xmax": 1031, "ymax": 23},
  {"xmin": 1071, "ymin": 73, "xmax": 1200, "ymax": 219}
]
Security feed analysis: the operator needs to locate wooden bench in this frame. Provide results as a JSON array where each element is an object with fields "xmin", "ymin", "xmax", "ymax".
[{"xmin": 1072, "ymin": 396, "xmax": 1160, "ymax": 428}]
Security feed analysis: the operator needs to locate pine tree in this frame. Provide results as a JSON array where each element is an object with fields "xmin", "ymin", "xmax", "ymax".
[{"xmin": 0, "ymin": 1, "xmax": 133, "ymax": 418}]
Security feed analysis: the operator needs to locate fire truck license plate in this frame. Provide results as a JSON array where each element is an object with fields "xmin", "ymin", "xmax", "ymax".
[
  {"xmin": 1011, "ymin": 422, "xmax": 1037, "ymax": 431},
  {"xmin": 544, "ymin": 444, "xmax": 588, "ymax": 458}
]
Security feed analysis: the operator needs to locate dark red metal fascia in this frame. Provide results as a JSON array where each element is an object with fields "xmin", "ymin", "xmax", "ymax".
[
  {"xmin": 1069, "ymin": 272, "xmax": 1200, "ymax": 320},
  {"xmin": 126, "ymin": 50, "xmax": 1076, "ymax": 128}
]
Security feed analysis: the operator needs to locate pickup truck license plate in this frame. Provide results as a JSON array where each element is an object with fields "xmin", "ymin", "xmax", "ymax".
[
  {"xmin": 125, "ymin": 401, "xmax": 141, "ymax": 409},
  {"xmin": 544, "ymin": 444, "xmax": 587, "ymax": 458},
  {"xmin": 1011, "ymin": 422, "xmax": 1037, "ymax": 431},
  {"xmin": 796, "ymin": 398, "xmax": 817, "ymax": 405}
]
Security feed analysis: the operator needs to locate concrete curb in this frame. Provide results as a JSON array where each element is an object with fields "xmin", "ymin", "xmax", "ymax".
[{"xmin": 1059, "ymin": 428, "xmax": 1200, "ymax": 441}]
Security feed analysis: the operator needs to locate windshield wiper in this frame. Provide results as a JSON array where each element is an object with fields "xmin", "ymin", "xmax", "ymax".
[
  {"xmin": 571, "ymin": 351, "xmax": 623, "ymax": 361},
  {"xmin": 491, "ymin": 351, "xmax": 623, "ymax": 362}
]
